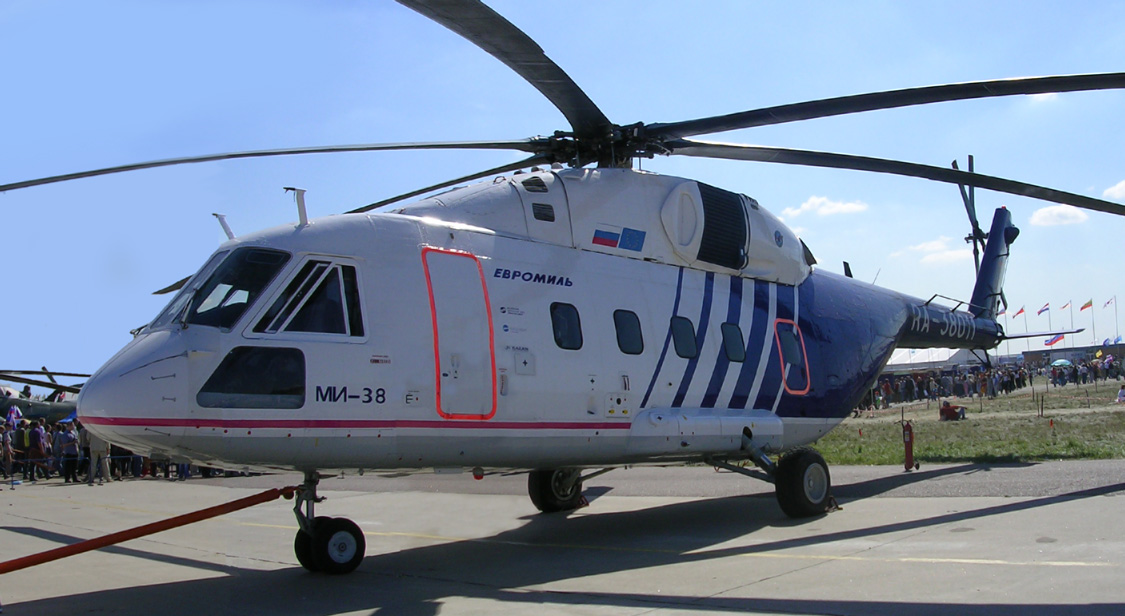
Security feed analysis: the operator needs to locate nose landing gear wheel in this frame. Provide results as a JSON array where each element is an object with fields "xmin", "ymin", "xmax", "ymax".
[
  {"xmin": 774, "ymin": 447, "xmax": 832, "ymax": 518},
  {"xmin": 294, "ymin": 515, "xmax": 333, "ymax": 572},
  {"xmin": 292, "ymin": 472, "xmax": 366, "ymax": 574},
  {"xmin": 309, "ymin": 517, "xmax": 366, "ymax": 574}
]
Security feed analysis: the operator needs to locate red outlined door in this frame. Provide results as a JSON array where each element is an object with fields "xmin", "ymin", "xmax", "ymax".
[
  {"xmin": 774, "ymin": 318, "xmax": 811, "ymax": 395},
  {"xmin": 422, "ymin": 248, "xmax": 497, "ymax": 420}
]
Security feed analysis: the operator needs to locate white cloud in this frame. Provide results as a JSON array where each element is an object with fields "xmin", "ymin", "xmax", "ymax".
[
  {"xmin": 1104, "ymin": 180, "xmax": 1125, "ymax": 201},
  {"xmin": 908, "ymin": 236, "xmax": 951, "ymax": 253},
  {"xmin": 899, "ymin": 236, "xmax": 971, "ymax": 265},
  {"xmin": 920, "ymin": 249, "xmax": 973, "ymax": 264},
  {"xmin": 1029, "ymin": 204, "xmax": 1089, "ymax": 226},
  {"xmin": 782, "ymin": 196, "xmax": 868, "ymax": 218},
  {"xmin": 1030, "ymin": 93, "xmax": 1058, "ymax": 102}
]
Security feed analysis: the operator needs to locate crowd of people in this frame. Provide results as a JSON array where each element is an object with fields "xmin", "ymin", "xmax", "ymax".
[
  {"xmin": 857, "ymin": 355, "xmax": 1125, "ymax": 413},
  {"xmin": 1, "ymin": 412, "xmax": 211, "ymax": 486},
  {"xmin": 1046, "ymin": 357, "xmax": 1124, "ymax": 387}
]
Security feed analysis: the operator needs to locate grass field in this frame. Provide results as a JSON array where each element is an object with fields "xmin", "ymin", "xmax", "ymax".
[{"xmin": 816, "ymin": 378, "xmax": 1125, "ymax": 465}]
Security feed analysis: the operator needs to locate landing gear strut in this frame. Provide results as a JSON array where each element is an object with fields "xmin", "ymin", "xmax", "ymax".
[
  {"xmin": 710, "ymin": 433, "xmax": 835, "ymax": 519},
  {"xmin": 293, "ymin": 471, "xmax": 365, "ymax": 574}
]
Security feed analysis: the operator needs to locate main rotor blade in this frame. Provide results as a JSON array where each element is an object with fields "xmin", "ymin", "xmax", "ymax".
[
  {"xmin": 0, "ymin": 140, "xmax": 543, "ymax": 193},
  {"xmin": 397, "ymin": 0, "xmax": 612, "ymax": 139},
  {"xmin": 666, "ymin": 139, "xmax": 1125, "ymax": 215},
  {"xmin": 651, "ymin": 73, "xmax": 1125, "ymax": 139},
  {"xmin": 0, "ymin": 373, "xmax": 82, "ymax": 393},
  {"xmin": 1, "ymin": 370, "xmax": 91, "ymax": 378},
  {"xmin": 349, "ymin": 154, "xmax": 552, "ymax": 213},
  {"xmin": 153, "ymin": 276, "xmax": 191, "ymax": 296}
]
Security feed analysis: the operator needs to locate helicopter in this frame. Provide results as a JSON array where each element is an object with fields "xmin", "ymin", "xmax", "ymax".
[
  {"xmin": 0, "ymin": 370, "xmax": 87, "ymax": 425},
  {"xmin": 3, "ymin": 0, "xmax": 1124, "ymax": 575}
]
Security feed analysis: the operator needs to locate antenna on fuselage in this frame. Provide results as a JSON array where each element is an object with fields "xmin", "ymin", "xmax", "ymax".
[
  {"xmin": 284, "ymin": 187, "xmax": 309, "ymax": 228},
  {"xmin": 212, "ymin": 213, "xmax": 235, "ymax": 240}
]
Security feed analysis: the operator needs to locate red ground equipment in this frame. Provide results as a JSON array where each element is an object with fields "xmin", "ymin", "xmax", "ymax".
[{"xmin": 902, "ymin": 420, "xmax": 920, "ymax": 471}]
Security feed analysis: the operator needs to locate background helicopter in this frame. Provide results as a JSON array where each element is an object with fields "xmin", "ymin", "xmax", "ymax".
[
  {"xmin": 0, "ymin": 370, "xmax": 87, "ymax": 424},
  {"xmin": 3, "ymin": 0, "xmax": 1124, "ymax": 575}
]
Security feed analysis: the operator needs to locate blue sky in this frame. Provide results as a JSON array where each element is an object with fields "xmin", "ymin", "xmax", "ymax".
[{"xmin": 3, "ymin": 1, "xmax": 1124, "ymax": 388}]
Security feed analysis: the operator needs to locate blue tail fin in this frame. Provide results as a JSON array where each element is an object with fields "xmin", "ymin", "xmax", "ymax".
[{"xmin": 969, "ymin": 207, "xmax": 1019, "ymax": 320}]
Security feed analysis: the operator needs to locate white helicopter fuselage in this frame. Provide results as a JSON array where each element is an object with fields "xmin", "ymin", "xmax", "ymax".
[{"xmin": 77, "ymin": 167, "xmax": 936, "ymax": 473}]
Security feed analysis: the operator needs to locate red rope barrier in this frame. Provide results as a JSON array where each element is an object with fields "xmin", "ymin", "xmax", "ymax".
[{"xmin": 0, "ymin": 486, "xmax": 299, "ymax": 575}]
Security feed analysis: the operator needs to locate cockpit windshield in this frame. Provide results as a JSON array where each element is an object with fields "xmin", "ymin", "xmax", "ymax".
[
  {"xmin": 182, "ymin": 247, "xmax": 291, "ymax": 331},
  {"xmin": 148, "ymin": 250, "xmax": 230, "ymax": 330}
]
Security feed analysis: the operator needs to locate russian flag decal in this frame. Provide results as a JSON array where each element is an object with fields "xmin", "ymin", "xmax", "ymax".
[{"xmin": 593, "ymin": 225, "xmax": 645, "ymax": 251}]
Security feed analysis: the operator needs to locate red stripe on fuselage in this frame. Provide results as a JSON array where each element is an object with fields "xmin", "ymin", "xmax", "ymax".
[{"xmin": 79, "ymin": 416, "xmax": 631, "ymax": 431}]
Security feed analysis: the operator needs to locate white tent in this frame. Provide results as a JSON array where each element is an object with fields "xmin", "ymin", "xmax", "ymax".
[{"xmin": 885, "ymin": 347, "xmax": 981, "ymax": 373}]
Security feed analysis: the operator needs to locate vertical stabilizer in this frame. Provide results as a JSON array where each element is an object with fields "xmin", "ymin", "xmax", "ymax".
[{"xmin": 969, "ymin": 207, "xmax": 1019, "ymax": 319}]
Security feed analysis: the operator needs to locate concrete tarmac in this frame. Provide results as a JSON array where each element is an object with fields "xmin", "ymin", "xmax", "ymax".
[{"xmin": 2, "ymin": 461, "xmax": 1124, "ymax": 615}]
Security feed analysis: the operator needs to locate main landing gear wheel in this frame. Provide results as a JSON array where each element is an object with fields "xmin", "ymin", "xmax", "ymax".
[
  {"xmin": 528, "ymin": 468, "xmax": 584, "ymax": 512},
  {"xmin": 774, "ymin": 447, "xmax": 832, "ymax": 518},
  {"xmin": 293, "ymin": 472, "xmax": 366, "ymax": 574}
]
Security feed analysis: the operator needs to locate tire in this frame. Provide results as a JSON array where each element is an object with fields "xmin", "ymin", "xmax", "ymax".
[
  {"xmin": 310, "ymin": 517, "xmax": 366, "ymax": 574},
  {"xmin": 528, "ymin": 469, "xmax": 583, "ymax": 512},
  {"xmin": 294, "ymin": 529, "xmax": 317, "ymax": 572},
  {"xmin": 774, "ymin": 448, "xmax": 832, "ymax": 518},
  {"xmin": 294, "ymin": 515, "xmax": 333, "ymax": 572}
]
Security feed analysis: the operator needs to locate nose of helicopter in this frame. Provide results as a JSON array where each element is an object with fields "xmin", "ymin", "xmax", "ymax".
[{"xmin": 78, "ymin": 328, "xmax": 195, "ymax": 456}]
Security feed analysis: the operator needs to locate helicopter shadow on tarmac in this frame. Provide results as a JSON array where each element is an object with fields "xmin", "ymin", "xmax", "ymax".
[{"xmin": 8, "ymin": 467, "xmax": 1125, "ymax": 616}]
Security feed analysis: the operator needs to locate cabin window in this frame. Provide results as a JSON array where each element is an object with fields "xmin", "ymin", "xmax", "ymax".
[
  {"xmin": 778, "ymin": 326, "xmax": 803, "ymax": 366},
  {"xmin": 255, "ymin": 261, "xmax": 364, "ymax": 337},
  {"xmin": 775, "ymin": 319, "xmax": 811, "ymax": 395},
  {"xmin": 197, "ymin": 346, "xmax": 305, "ymax": 409},
  {"xmin": 613, "ymin": 309, "xmax": 644, "ymax": 355},
  {"xmin": 185, "ymin": 248, "xmax": 291, "ymax": 331},
  {"xmin": 670, "ymin": 316, "xmax": 698, "ymax": 359},
  {"xmin": 721, "ymin": 322, "xmax": 746, "ymax": 362},
  {"xmin": 550, "ymin": 302, "xmax": 583, "ymax": 350}
]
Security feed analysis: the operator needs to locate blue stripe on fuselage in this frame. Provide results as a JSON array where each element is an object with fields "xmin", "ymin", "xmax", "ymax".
[
  {"xmin": 753, "ymin": 283, "xmax": 796, "ymax": 410},
  {"xmin": 701, "ymin": 275, "xmax": 742, "ymax": 407},
  {"xmin": 727, "ymin": 280, "xmax": 771, "ymax": 408},
  {"xmin": 641, "ymin": 267, "xmax": 685, "ymax": 408},
  {"xmin": 672, "ymin": 271, "xmax": 715, "ymax": 407}
]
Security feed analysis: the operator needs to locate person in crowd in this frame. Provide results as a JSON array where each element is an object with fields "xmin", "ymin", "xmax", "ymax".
[
  {"xmin": 1, "ymin": 423, "xmax": 12, "ymax": 480},
  {"xmin": 59, "ymin": 422, "xmax": 80, "ymax": 483},
  {"xmin": 26, "ymin": 419, "xmax": 51, "ymax": 481},
  {"xmin": 939, "ymin": 400, "xmax": 967, "ymax": 421},
  {"xmin": 86, "ymin": 429, "xmax": 111, "ymax": 486}
]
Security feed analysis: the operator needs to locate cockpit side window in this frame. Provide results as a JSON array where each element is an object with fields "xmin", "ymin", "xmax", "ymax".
[
  {"xmin": 185, "ymin": 248, "xmax": 290, "ymax": 331},
  {"xmin": 197, "ymin": 346, "xmax": 305, "ymax": 409},
  {"xmin": 254, "ymin": 259, "xmax": 365, "ymax": 337}
]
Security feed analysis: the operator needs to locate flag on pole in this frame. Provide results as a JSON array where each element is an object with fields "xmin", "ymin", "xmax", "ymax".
[
  {"xmin": 1045, "ymin": 334, "xmax": 1064, "ymax": 346},
  {"xmin": 1013, "ymin": 306, "xmax": 1026, "ymax": 317},
  {"xmin": 1060, "ymin": 301, "xmax": 1071, "ymax": 310},
  {"xmin": 1037, "ymin": 303, "xmax": 1050, "ymax": 315},
  {"xmin": 1105, "ymin": 298, "xmax": 1115, "ymax": 308},
  {"xmin": 1081, "ymin": 299, "xmax": 1093, "ymax": 311}
]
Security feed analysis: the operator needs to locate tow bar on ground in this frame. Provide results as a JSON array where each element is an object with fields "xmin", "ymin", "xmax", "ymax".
[{"xmin": 0, "ymin": 486, "xmax": 299, "ymax": 577}]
